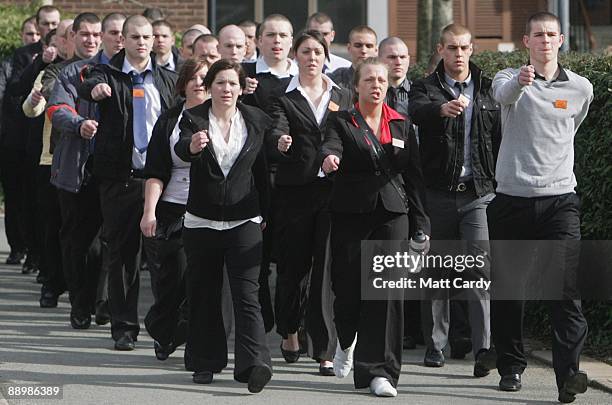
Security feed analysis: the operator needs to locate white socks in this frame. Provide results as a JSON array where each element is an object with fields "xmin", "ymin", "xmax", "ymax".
[
  {"xmin": 333, "ymin": 335, "xmax": 356, "ymax": 378},
  {"xmin": 370, "ymin": 377, "xmax": 397, "ymax": 397}
]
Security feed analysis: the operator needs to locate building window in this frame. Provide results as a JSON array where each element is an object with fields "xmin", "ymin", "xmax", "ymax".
[
  {"xmin": 318, "ymin": 0, "xmax": 367, "ymax": 43},
  {"xmin": 214, "ymin": 0, "xmax": 367, "ymax": 43}
]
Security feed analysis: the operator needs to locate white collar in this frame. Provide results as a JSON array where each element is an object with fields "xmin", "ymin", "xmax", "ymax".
[
  {"xmin": 285, "ymin": 74, "xmax": 339, "ymax": 94},
  {"xmin": 255, "ymin": 56, "xmax": 298, "ymax": 77},
  {"xmin": 122, "ymin": 57, "xmax": 153, "ymax": 74}
]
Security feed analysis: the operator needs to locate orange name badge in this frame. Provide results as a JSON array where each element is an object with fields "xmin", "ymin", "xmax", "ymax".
[
  {"xmin": 554, "ymin": 99, "xmax": 568, "ymax": 109},
  {"xmin": 328, "ymin": 101, "xmax": 339, "ymax": 112},
  {"xmin": 133, "ymin": 88, "xmax": 145, "ymax": 98}
]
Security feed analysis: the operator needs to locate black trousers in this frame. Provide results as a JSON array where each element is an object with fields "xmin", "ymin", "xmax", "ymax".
[
  {"xmin": 487, "ymin": 192, "xmax": 588, "ymax": 389},
  {"xmin": 331, "ymin": 203, "xmax": 407, "ymax": 389},
  {"xmin": 99, "ymin": 178, "xmax": 144, "ymax": 340},
  {"xmin": 275, "ymin": 180, "xmax": 336, "ymax": 361},
  {"xmin": 23, "ymin": 153, "xmax": 42, "ymax": 267},
  {"xmin": 143, "ymin": 201, "xmax": 188, "ymax": 347},
  {"xmin": 0, "ymin": 148, "xmax": 27, "ymax": 254},
  {"xmin": 37, "ymin": 165, "xmax": 64, "ymax": 294},
  {"xmin": 183, "ymin": 221, "xmax": 271, "ymax": 381},
  {"xmin": 57, "ymin": 179, "xmax": 103, "ymax": 316}
]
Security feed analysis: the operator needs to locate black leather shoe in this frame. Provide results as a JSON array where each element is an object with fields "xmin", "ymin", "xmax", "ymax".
[
  {"xmin": 95, "ymin": 301, "xmax": 111, "ymax": 325},
  {"xmin": 193, "ymin": 370, "xmax": 213, "ymax": 384},
  {"xmin": 114, "ymin": 335, "xmax": 135, "ymax": 351},
  {"xmin": 248, "ymin": 365, "xmax": 272, "ymax": 393},
  {"xmin": 6, "ymin": 250, "xmax": 26, "ymax": 265},
  {"xmin": 154, "ymin": 340, "xmax": 176, "ymax": 361},
  {"xmin": 424, "ymin": 347, "xmax": 445, "ymax": 367},
  {"xmin": 558, "ymin": 371, "xmax": 587, "ymax": 403},
  {"xmin": 450, "ymin": 337, "xmax": 472, "ymax": 359},
  {"xmin": 319, "ymin": 365, "xmax": 335, "ymax": 376},
  {"xmin": 474, "ymin": 348, "xmax": 497, "ymax": 377},
  {"xmin": 403, "ymin": 335, "xmax": 417, "ymax": 350},
  {"xmin": 499, "ymin": 374, "xmax": 522, "ymax": 392},
  {"xmin": 70, "ymin": 313, "xmax": 92, "ymax": 329},
  {"xmin": 39, "ymin": 289, "xmax": 58, "ymax": 308},
  {"xmin": 280, "ymin": 342, "xmax": 300, "ymax": 363}
]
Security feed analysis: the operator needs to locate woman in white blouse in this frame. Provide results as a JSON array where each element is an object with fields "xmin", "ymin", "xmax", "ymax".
[
  {"xmin": 174, "ymin": 59, "xmax": 272, "ymax": 393},
  {"xmin": 140, "ymin": 57, "xmax": 209, "ymax": 362}
]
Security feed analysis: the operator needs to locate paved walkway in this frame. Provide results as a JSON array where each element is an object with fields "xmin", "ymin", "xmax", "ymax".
[{"xmin": 0, "ymin": 224, "xmax": 610, "ymax": 404}]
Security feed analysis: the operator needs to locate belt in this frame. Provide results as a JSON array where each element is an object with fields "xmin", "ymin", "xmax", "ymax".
[
  {"xmin": 450, "ymin": 180, "xmax": 474, "ymax": 192},
  {"xmin": 130, "ymin": 168, "xmax": 146, "ymax": 179}
]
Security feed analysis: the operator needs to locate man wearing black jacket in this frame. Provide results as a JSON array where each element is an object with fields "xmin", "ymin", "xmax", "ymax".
[
  {"xmin": 408, "ymin": 24, "xmax": 500, "ymax": 377},
  {"xmin": 79, "ymin": 15, "xmax": 177, "ymax": 351},
  {"xmin": 3, "ymin": 6, "xmax": 60, "ymax": 274},
  {"xmin": 0, "ymin": 16, "xmax": 40, "ymax": 266}
]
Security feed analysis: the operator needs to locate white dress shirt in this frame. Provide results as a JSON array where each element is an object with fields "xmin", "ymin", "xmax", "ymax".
[
  {"xmin": 324, "ymin": 53, "xmax": 352, "ymax": 74},
  {"xmin": 122, "ymin": 58, "xmax": 162, "ymax": 170},
  {"xmin": 285, "ymin": 74, "xmax": 339, "ymax": 177},
  {"xmin": 184, "ymin": 108, "xmax": 262, "ymax": 230},
  {"xmin": 161, "ymin": 108, "xmax": 190, "ymax": 205},
  {"xmin": 255, "ymin": 56, "xmax": 299, "ymax": 77}
]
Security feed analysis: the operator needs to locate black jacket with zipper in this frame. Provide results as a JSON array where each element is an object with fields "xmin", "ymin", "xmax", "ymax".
[
  {"xmin": 408, "ymin": 60, "xmax": 501, "ymax": 196},
  {"xmin": 174, "ymin": 99, "xmax": 271, "ymax": 222},
  {"xmin": 78, "ymin": 50, "xmax": 177, "ymax": 181}
]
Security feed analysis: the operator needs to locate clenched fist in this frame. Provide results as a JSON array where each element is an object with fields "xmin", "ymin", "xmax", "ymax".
[
  {"xmin": 518, "ymin": 65, "xmax": 535, "ymax": 87},
  {"xmin": 277, "ymin": 135, "xmax": 292, "ymax": 152},
  {"xmin": 91, "ymin": 83, "xmax": 112, "ymax": 101},
  {"xmin": 190, "ymin": 130, "xmax": 209, "ymax": 154}
]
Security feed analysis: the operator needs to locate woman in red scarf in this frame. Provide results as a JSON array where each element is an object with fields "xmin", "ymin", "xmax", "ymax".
[{"xmin": 321, "ymin": 57, "xmax": 430, "ymax": 397}]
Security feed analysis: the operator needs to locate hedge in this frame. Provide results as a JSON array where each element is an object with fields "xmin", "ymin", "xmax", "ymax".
[{"xmin": 0, "ymin": 3, "xmax": 39, "ymax": 60}]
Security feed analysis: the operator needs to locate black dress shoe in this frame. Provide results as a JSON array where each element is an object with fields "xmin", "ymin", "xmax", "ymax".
[
  {"xmin": 70, "ymin": 313, "xmax": 92, "ymax": 329},
  {"xmin": 154, "ymin": 340, "xmax": 176, "ymax": 361},
  {"xmin": 474, "ymin": 348, "xmax": 497, "ymax": 377},
  {"xmin": 424, "ymin": 347, "xmax": 445, "ymax": 367},
  {"xmin": 558, "ymin": 371, "xmax": 587, "ymax": 403},
  {"xmin": 247, "ymin": 365, "xmax": 272, "ymax": 393},
  {"xmin": 280, "ymin": 342, "xmax": 300, "ymax": 363},
  {"xmin": 6, "ymin": 250, "xmax": 26, "ymax": 265},
  {"xmin": 499, "ymin": 373, "xmax": 522, "ymax": 391},
  {"xmin": 450, "ymin": 337, "xmax": 472, "ymax": 359},
  {"xmin": 95, "ymin": 301, "xmax": 111, "ymax": 325},
  {"xmin": 114, "ymin": 335, "xmax": 135, "ymax": 351},
  {"xmin": 193, "ymin": 370, "xmax": 213, "ymax": 384},
  {"xmin": 319, "ymin": 365, "xmax": 335, "ymax": 376},
  {"xmin": 403, "ymin": 335, "xmax": 417, "ymax": 350},
  {"xmin": 39, "ymin": 288, "xmax": 58, "ymax": 308}
]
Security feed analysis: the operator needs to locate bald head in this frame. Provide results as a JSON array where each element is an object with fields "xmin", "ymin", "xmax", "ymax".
[
  {"xmin": 189, "ymin": 24, "xmax": 211, "ymax": 34},
  {"xmin": 218, "ymin": 25, "xmax": 246, "ymax": 63},
  {"xmin": 56, "ymin": 19, "xmax": 74, "ymax": 59},
  {"xmin": 122, "ymin": 15, "xmax": 151, "ymax": 37}
]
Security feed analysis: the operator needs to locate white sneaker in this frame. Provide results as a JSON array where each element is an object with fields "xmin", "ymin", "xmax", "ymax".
[
  {"xmin": 369, "ymin": 377, "xmax": 397, "ymax": 397},
  {"xmin": 333, "ymin": 335, "xmax": 356, "ymax": 378}
]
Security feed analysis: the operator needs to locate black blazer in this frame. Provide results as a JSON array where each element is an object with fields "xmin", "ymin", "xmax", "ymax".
[
  {"xmin": 241, "ymin": 62, "xmax": 293, "ymax": 113},
  {"xmin": 174, "ymin": 99, "xmax": 271, "ymax": 222},
  {"xmin": 321, "ymin": 109, "xmax": 430, "ymax": 235},
  {"xmin": 267, "ymin": 85, "xmax": 351, "ymax": 186},
  {"xmin": 144, "ymin": 101, "xmax": 184, "ymax": 187}
]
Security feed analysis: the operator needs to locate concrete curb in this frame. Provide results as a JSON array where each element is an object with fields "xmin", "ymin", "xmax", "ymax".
[{"xmin": 531, "ymin": 350, "xmax": 612, "ymax": 394}]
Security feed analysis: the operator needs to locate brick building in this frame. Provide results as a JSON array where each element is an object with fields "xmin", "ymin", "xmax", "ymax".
[{"xmin": 5, "ymin": 0, "xmax": 610, "ymax": 58}]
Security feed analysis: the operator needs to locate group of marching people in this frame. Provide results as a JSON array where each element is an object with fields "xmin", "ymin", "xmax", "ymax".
[{"xmin": 0, "ymin": 5, "xmax": 593, "ymax": 402}]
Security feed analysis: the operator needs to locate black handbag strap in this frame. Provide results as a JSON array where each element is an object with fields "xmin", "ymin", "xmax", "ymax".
[{"xmin": 349, "ymin": 108, "xmax": 409, "ymax": 208}]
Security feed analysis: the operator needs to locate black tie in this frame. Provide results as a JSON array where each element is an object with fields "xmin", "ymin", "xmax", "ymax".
[{"xmin": 454, "ymin": 81, "xmax": 466, "ymax": 97}]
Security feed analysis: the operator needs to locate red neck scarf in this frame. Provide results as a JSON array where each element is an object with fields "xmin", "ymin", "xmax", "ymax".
[{"xmin": 351, "ymin": 102, "xmax": 405, "ymax": 144}]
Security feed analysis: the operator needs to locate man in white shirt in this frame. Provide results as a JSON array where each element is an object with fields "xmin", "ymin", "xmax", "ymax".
[
  {"xmin": 152, "ymin": 20, "xmax": 180, "ymax": 71},
  {"xmin": 306, "ymin": 12, "xmax": 351, "ymax": 74},
  {"xmin": 239, "ymin": 20, "xmax": 258, "ymax": 63},
  {"xmin": 80, "ymin": 15, "xmax": 177, "ymax": 352}
]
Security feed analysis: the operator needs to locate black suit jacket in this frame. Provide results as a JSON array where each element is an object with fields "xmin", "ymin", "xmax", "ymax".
[
  {"xmin": 241, "ymin": 62, "xmax": 293, "ymax": 113},
  {"xmin": 321, "ymin": 109, "xmax": 430, "ymax": 235},
  {"xmin": 267, "ymin": 85, "xmax": 351, "ymax": 186},
  {"xmin": 174, "ymin": 99, "xmax": 271, "ymax": 222}
]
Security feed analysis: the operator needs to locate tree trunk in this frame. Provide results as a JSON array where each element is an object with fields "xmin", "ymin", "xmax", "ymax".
[
  {"xmin": 417, "ymin": 0, "xmax": 433, "ymax": 62},
  {"xmin": 431, "ymin": 0, "xmax": 454, "ymax": 46}
]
